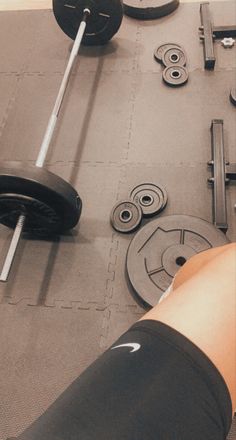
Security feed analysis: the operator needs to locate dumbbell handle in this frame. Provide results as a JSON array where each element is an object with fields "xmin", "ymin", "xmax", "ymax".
[
  {"xmin": 36, "ymin": 7, "xmax": 91, "ymax": 168},
  {"xmin": 0, "ymin": 10, "xmax": 90, "ymax": 282}
]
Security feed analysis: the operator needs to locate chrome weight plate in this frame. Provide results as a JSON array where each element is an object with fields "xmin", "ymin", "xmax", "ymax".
[
  {"xmin": 130, "ymin": 183, "xmax": 167, "ymax": 217},
  {"xmin": 162, "ymin": 65, "xmax": 188, "ymax": 86},
  {"xmin": 126, "ymin": 215, "xmax": 229, "ymax": 308},
  {"xmin": 110, "ymin": 200, "xmax": 143, "ymax": 233}
]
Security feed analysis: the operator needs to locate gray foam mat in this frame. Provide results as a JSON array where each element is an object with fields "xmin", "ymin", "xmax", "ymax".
[
  {"xmin": 1, "ymin": 70, "xmax": 235, "ymax": 164},
  {"xmin": 0, "ymin": 304, "xmax": 105, "ymax": 438},
  {"xmin": 0, "ymin": 2, "xmax": 235, "ymax": 439}
]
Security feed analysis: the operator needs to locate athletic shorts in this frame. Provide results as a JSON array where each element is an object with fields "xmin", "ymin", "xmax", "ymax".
[{"xmin": 18, "ymin": 319, "xmax": 233, "ymax": 440}]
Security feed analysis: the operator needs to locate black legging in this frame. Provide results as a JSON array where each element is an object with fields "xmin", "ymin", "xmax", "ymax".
[{"xmin": 17, "ymin": 320, "xmax": 232, "ymax": 440}]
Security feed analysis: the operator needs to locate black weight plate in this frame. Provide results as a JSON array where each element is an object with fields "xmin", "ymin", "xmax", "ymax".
[
  {"xmin": 230, "ymin": 87, "xmax": 236, "ymax": 106},
  {"xmin": 130, "ymin": 183, "xmax": 167, "ymax": 217},
  {"xmin": 123, "ymin": 0, "xmax": 179, "ymax": 20},
  {"xmin": 0, "ymin": 164, "xmax": 82, "ymax": 236},
  {"xmin": 162, "ymin": 65, "xmax": 188, "ymax": 87},
  {"xmin": 126, "ymin": 215, "xmax": 229, "ymax": 308},
  {"xmin": 53, "ymin": 0, "xmax": 123, "ymax": 45},
  {"xmin": 154, "ymin": 42, "xmax": 181, "ymax": 64},
  {"xmin": 110, "ymin": 200, "xmax": 142, "ymax": 233},
  {"xmin": 162, "ymin": 46, "xmax": 187, "ymax": 67}
]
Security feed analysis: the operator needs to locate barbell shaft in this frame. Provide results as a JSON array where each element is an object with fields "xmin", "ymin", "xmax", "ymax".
[
  {"xmin": 0, "ymin": 214, "xmax": 26, "ymax": 282},
  {"xmin": 35, "ymin": 8, "xmax": 91, "ymax": 168},
  {"xmin": 0, "ymin": 9, "xmax": 90, "ymax": 281}
]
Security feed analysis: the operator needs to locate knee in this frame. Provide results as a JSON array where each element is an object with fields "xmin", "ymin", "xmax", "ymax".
[
  {"xmin": 212, "ymin": 242, "xmax": 236, "ymax": 279},
  {"xmin": 219, "ymin": 242, "xmax": 236, "ymax": 256}
]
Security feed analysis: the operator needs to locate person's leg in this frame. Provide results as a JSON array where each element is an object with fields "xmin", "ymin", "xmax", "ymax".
[
  {"xmin": 15, "ymin": 243, "xmax": 235, "ymax": 440},
  {"xmin": 140, "ymin": 243, "xmax": 236, "ymax": 415},
  {"xmin": 158, "ymin": 245, "xmax": 229, "ymax": 303},
  {"xmin": 173, "ymin": 244, "xmax": 234, "ymax": 290}
]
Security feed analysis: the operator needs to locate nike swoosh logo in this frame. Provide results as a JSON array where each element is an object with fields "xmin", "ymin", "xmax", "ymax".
[{"xmin": 111, "ymin": 343, "xmax": 141, "ymax": 353}]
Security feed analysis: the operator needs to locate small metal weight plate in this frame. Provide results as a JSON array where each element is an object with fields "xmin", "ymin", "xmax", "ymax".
[
  {"xmin": 126, "ymin": 215, "xmax": 229, "ymax": 308},
  {"xmin": 110, "ymin": 200, "xmax": 143, "ymax": 233},
  {"xmin": 123, "ymin": 0, "xmax": 179, "ymax": 20},
  {"xmin": 162, "ymin": 46, "xmax": 187, "ymax": 67},
  {"xmin": 53, "ymin": 0, "xmax": 123, "ymax": 45},
  {"xmin": 162, "ymin": 65, "xmax": 188, "ymax": 86},
  {"xmin": 130, "ymin": 183, "xmax": 167, "ymax": 217},
  {"xmin": 154, "ymin": 43, "xmax": 181, "ymax": 63}
]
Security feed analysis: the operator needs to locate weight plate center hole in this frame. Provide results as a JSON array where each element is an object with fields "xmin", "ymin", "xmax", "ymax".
[
  {"xmin": 171, "ymin": 70, "xmax": 181, "ymax": 79},
  {"xmin": 120, "ymin": 209, "xmax": 133, "ymax": 223},
  {"xmin": 170, "ymin": 53, "xmax": 179, "ymax": 63},
  {"xmin": 176, "ymin": 256, "xmax": 187, "ymax": 267},
  {"xmin": 140, "ymin": 194, "xmax": 154, "ymax": 206}
]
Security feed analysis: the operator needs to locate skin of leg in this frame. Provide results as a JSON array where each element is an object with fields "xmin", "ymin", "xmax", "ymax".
[
  {"xmin": 139, "ymin": 243, "xmax": 236, "ymax": 416},
  {"xmin": 172, "ymin": 245, "xmax": 233, "ymax": 290}
]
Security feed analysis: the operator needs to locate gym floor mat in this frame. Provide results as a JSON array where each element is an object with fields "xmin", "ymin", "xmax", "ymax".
[{"xmin": 0, "ymin": 3, "xmax": 235, "ymax": 439}]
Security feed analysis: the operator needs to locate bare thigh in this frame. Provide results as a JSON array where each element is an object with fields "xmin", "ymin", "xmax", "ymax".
[{"xmin": 140, "ymin": 243, "xmax": 236, "ymax": 416}]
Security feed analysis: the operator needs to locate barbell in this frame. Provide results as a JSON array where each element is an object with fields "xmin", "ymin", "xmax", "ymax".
[{"xmin": 0, "ymin": 0, "xmax": 123, "ymax": 281}]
